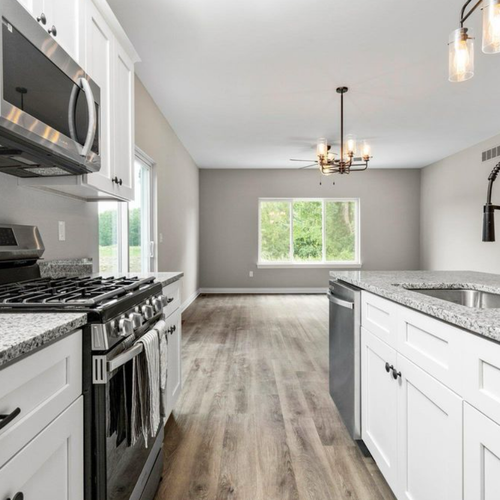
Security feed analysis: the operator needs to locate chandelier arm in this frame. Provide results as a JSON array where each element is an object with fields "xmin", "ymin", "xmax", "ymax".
[
  {"xmin": 340, "ymin": 91, "xmax": 344, "ymax": 164},
  {"xmin": 460, "ymin": 0, "xmax": 483, "ymax": 27},
  {"xmin": 348, "ymin": 163, "xmax": 369, "ymax": 172}
]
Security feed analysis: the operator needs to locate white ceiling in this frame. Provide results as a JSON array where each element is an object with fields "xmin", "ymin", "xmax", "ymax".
[{"xmin": 108, "ymin": 0, "xmax": 500, "ymax": 169}]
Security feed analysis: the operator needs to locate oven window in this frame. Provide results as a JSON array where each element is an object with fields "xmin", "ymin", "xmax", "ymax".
[{"xmin": 2, "ymin": 19, "xmax": 98, "ymax": 154}]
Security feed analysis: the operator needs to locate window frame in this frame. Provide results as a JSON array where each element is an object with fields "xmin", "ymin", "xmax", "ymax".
[
  {"xmin": 257, "ymin": 197, "xmax": 361, "ymax": 269},
  {"xmin": 98, "ymin": 146, "xmax": 157, "ymax": 274}
]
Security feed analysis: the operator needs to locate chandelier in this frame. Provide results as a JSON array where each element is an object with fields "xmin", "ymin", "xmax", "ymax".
[
  {"xmin": 290, "ymin": 87, "xmax": 372, "ymax": 176},
  {"xmin": 448, "ymin": 0, "xmax": 500, "ymax": 82}
]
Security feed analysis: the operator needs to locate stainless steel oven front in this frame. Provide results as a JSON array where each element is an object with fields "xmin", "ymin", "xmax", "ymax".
[{"xmin": 0, "ymin": 0, "xmax": 101, "ymax": 178}]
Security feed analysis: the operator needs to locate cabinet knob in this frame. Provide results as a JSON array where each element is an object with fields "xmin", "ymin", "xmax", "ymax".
[
  {"xmin": 48, "ymin": 25, "xmax": 57, "ymax": 36},
  {"xmin": 36, "ymin": 13, "xmax": 46, "ymax": 25},
  {"xmin": 168, "ymin": 325, "xmax": 176, "ymax": 335},
  {"xmin": 385, "ymin": 362, "xmax": 391, "ymax": 373},
  {"xmin": 8, "ymin": 493, "xmax": 24, "ymax": 500},
  {"xmin": 119, "ymin": 178, "xmax": 123, "ymax": 186},
  {"xmin": 392, "ymin": 368, "xmax": 402, "ymax": 380}
]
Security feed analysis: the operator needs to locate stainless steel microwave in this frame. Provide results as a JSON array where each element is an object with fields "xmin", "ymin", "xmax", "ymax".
[{"xmin": 0, "ymin": 0, "xmax": 101, "ymax": 178}]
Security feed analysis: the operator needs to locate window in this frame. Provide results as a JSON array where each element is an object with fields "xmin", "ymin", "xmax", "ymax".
[
  {"xmin": 98, "ymin": 148, "xmax": 156, "ymax": 273},
  {"xmin": 258, "ymin": 198, "xmax": 360, "ymax": 267}
]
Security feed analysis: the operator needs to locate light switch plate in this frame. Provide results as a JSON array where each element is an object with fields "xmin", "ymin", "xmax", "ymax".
[
  {"xmin": 58, "ymin": 221, "xmax": 66, "ymax": 241},
  {"xmin": 249, "ymin": 271, "xmax": 254, "ymax": 277}
]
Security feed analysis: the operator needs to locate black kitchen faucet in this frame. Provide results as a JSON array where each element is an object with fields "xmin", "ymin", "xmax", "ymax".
[{"xmin": 482, "ymin": 163, "xmax": 500, "ymax": 242}]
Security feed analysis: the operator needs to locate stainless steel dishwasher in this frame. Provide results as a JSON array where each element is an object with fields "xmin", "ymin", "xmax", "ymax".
[{"xmin": 328, "ymin": 279, "xmax": 362, "ymax": 442}]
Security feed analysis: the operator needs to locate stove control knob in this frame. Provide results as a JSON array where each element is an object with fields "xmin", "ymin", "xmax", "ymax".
[
  {"xmin": 128, "ymin": 312, "xmax": 143, "ymax": 329},
  {"xmin": 153, "ymin": 295, "xmax": 166, "ymax": 313},
  {"xmin": 142, "ymin": 304, "xmax": 154, "ymax": 320},
  {"xmin": 118, "ymin": 318, "xmax": 134, "ymax": 337}
]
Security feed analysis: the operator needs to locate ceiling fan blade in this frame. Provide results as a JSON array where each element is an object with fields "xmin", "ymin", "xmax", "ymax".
[
  {"xmin": 289, "ymin": 159, "xmax": 318, "ymax": 162},
  {"xmin": 299, "ymin": 164, "xmax": 319, "ymax": 169}
]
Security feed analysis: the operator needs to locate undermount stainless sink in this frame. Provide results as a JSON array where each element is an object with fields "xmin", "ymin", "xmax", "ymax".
[{"xmin": 405, "ymin": 288, "xmax": 500, "ymax": 308}]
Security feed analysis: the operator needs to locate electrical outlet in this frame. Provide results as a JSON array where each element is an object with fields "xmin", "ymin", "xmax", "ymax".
[
  {"xmin": 58, "ymin": 221, "xmax": 66, "ymax": 241},
  {"xmin": 159, "ymin": 232, "xmax": 163, "ymax": 243},
  {"xmin": 249, "ymin": 271, "xmax": 254, "ymax": 277}
]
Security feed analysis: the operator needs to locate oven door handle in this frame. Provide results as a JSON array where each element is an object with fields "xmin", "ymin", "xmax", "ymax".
[{"xmin": 79, "ymin": 77, "xmax": 97, "ymax": 158}]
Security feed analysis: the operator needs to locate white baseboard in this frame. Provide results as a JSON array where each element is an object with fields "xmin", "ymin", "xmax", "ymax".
[
  {"xmin": 181, "ymin": 289, "xmax": 201, "ymax": 312},
  {"xmin": 199, "ymin": 287, "xmax": 327, "ymax": 294}
]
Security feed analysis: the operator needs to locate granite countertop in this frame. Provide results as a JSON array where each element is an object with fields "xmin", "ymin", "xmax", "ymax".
[
  {"xmin": 0, "ymin": 313, "xmax": 87, "ymax": 369},
  {"xmin": 329, "ymin": 270, "xmax": 500, "ymax": 342}
]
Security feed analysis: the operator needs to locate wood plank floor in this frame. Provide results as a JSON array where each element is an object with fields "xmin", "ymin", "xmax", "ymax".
[{"xmin": 155, "ymin": 294, "xmax": 396, "ymax": 500}]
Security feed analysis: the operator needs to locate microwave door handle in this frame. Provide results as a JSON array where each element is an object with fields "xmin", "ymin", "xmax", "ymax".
[
  {"xmin": 79, "ymin": 77, "xmax": 97, "ymax": 157},
  {"xmin": 67, "ymin": 84, "xmax": 79, "ymax": 142}
]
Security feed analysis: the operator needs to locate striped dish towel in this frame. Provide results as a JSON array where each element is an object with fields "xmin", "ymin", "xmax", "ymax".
[
  {"xmin": 130, "ymin": 330, "xmax": 161, "ymax": 446},
  {"xmin": 154, "ymin": 320, "xmax": 168, "ymax": 417}
]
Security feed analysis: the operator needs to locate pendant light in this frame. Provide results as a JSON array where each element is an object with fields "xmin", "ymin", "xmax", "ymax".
[{"xmin": 449, "ymin": 0, "xmax": 500, "ymax": 82}]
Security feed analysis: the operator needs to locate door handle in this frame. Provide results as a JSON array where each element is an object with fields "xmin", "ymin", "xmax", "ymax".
[
  {"xmin": 79, "ymin": 78, "xmax": 97, "ymax": 158},
  {"xmin": 0, "ymin": 407, "xmax": 21, "ymax": 430},
  {"xmin": 327, "ymin": 291, "xmax": 354, "ymax": 309}
]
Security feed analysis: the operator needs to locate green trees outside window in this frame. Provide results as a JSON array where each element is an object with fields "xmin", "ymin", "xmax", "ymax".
[{"xmin": 259, "ymin": 199, "xmax": 358, "ymax": 264}]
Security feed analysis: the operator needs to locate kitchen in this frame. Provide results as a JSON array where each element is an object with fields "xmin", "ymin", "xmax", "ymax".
[{"xmin": 0, "ymin": 0, "xmax": 499, "ymax": 499}]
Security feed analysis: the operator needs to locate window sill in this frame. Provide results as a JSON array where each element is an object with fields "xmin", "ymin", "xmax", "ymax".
[{"xmin": 257, "ymin": 262, "xmax": 362, "ymax": 269}]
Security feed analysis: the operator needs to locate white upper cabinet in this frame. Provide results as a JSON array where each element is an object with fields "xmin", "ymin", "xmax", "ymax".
[
  {"xmin": 83, "ymin": 1, "xmax": 114, "ymax": 195},
  {"xmin": 112, "ymin": 42, "xmax": 135, "ymax": 200}
]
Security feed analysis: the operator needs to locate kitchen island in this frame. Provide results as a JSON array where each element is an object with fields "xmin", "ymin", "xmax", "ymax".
[{"xmin": 329, "ymin": 269, "xmax": 500, "ymax": 500}]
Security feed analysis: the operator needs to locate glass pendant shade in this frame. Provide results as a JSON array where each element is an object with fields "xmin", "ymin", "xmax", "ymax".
[
  {"xmin": 483, "ymin": 0, "xmax": 500, "ymax": 53},
  {"xmin": 448, "ymin": 28, "xmax": 474, "ymax": 82},
  {"xmin": 361, "ymin": 141, "xmax": 371, "ymax": 160},
  {"xmin": 346, "ymin": 134, "xmax": 357, "ymax": 156},
  {"xmin": 316, "ymin": 138, "xmax": 328, "ymax": 158}
]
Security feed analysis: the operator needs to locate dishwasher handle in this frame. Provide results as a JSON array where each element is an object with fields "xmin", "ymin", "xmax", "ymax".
[{"xmin": 327, "ymin": 290, "xmax": 355, "ymax": 310}]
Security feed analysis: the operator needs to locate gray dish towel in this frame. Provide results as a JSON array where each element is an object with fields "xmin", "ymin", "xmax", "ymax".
[
  {"xmin": 130, "ymin": 330, "xmax": 161, "ymax": 447},
  {"xmin": 154, "ymin": 320, "xmax": 168, "ymax": 417}
]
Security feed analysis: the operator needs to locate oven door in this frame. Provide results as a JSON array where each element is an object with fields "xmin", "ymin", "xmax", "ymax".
[
  {"xmin": 0, "ymin": 0, "xmax": 101, "ymax": 176},
  {"xmin": 92, "ymin": 323, "xmax": 164, "ymax": 500}
]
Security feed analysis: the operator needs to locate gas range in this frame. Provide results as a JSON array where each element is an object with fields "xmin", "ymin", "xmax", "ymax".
[
  {"xmin": 0, "ymin": 274, "xmax": 169, "ymax": 350},
  {"xmin": 0, "ymin": 224, "xmax": 168, "ymax": 500}
]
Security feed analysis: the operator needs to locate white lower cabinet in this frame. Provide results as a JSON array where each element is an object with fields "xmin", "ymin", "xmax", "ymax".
[
  {"xmin": 464, "ymin": 403, "xmax": 500, "ymax": 500},
  {"xmin": 397, "ymin": 354, "xmax": 462, "ymax": 500},
  {"xmin": 361, "ymin": 327, "xmax": 399, "ymax": 492},
  {"xmin": 164, "ymin": 308, "xmax": 182, "ymax": 419},
  {"xmin": 0, "ymin": 396, "xmax": 84, "ymax": 500}
]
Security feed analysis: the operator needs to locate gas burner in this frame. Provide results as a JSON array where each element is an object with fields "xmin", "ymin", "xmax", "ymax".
[{"xmin": 0, "ymin": 275, "xmax": 157, "ymax": 310}]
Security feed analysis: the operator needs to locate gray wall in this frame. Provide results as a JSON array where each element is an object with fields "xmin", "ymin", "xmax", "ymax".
[
  {"xmin": 0, "ymin": 174, "xmax": 99, "ymax": 263},
  {"xmin": 421, "ymin": 133, "xmax": 500, "ymax": 272},
  {"xmin": 135, "ymin": 77, "xmax": 199, "ymax": 303},
  {"xmin": 199, "ymin": 168, "xmax": 421, "ymax": 289}
]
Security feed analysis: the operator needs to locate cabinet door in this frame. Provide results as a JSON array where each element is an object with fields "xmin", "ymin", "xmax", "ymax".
[
  {"xmin": 0, "ymin": 396, "xmax": 83, "ymax": 500},
  {"xmin": 112, "ymin": 41, "xmax": 135, "ymax": 201},
  {"xmin": 83, "ymin": 1, "xmax": 114, "ymax": 195},
  {"xmin": 361, "ymin": 327, "xmax": 399, "ymax": 493},
  {"xmin": 397, "ymin": 354, "xmax": 462, "ymax": 500},
  {"xmin": 464, "ymin": 403, "xmax": 500, "ymax": 500},
  {"xmin": 45, "ymin": 0, "xmax": 83, "ymax": 63},
  {"xmin": 164, "ymin": 309, "xmax": 182, "ymax": 419}
]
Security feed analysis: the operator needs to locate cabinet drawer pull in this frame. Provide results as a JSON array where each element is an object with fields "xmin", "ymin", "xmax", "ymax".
[
  {"xmin": 10, "ymin": 493, "xmax": 24, "ymax": 500},
  {"xmin": 391, "ymin": 368, "xmax": 402, "ymax": 380},
  {"xmin": 385, "ymin": 362, "xmax": 392, "ymax": 373},
  {"xmin": 36, "ymin": 13, "xmax": 46, "ymax": 25},
  {"xmin": 168, "ymin": 325, "xmax": 176, "ymax": 335},
  {"xmin": 166, "ymin": 297, "xmax": 174, "ymax": 304},
  {"xmin": 48, "ymin": 25, "xmax": 57, "ymax": 36},
  {"xmin": 0, "ymin": 407, "xmax": 21, "ymax": 430}
]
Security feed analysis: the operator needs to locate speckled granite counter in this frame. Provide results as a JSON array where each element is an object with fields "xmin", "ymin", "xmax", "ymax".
[
  {"xmin": 0, "ymin": 313, "xmax": 87, "ymax": 369},
  {"xmin": 96, "ymin": 272, "xmax": 183, "ymax": 287},
  {"xmin": 40, "ymin": 258, "xmax": 94, "ymax": 278},
  {"xmin": 330, "ymin": 270, "xmax": 500, "ymax": 342}
]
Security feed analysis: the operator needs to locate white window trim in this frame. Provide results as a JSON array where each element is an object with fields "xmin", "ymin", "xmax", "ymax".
[{"xmin": 257, "ymin": 197, "xmax": 361, "ymax": 268}]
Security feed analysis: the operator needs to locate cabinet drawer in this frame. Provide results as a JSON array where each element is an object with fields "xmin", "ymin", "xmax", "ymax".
[
  {"xmin": 0, "ymin": 396, "xmax": 83, "ymax": 500},
  {"xmin": 396, "ymin": 307, "xmax": 463, "ymax": 395},
  {"xmin": 361, "ymin": 291, "xmax": 398, "ymax": 347},
  {"xmin": 463, "ymin": 333, "xmax": 500, "ymax": 425},
  {"xmin": 0, "ymin": 331, "xmax": 82, "ymax": 468},
  {"xmin": 163, "ymin": 280, "xmax": 181, "ymax": 318},
  {"xmin": 464, "ymin": 402, "xmax": 500, "ymax": 500}
]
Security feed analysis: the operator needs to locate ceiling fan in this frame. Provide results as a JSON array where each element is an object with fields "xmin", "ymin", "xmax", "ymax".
[{"xmin": 290, "ymin": 87, "xmax": 372, "ymax": 176}]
